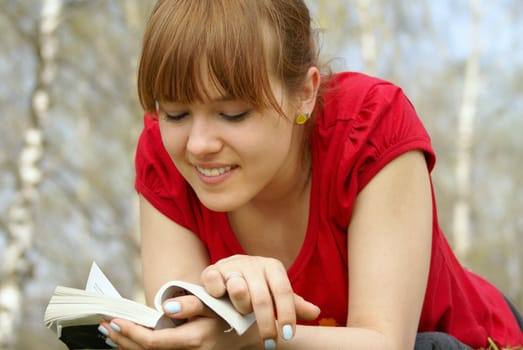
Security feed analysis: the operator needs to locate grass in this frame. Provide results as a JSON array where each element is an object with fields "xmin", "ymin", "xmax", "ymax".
[{"xmin": 480, "ymin": 337, "xmax": 523, "ymax": 350}]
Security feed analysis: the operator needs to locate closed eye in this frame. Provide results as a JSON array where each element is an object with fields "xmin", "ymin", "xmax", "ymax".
[
  {"xmin": 163, "ymin": 112, "xmax": 189, "ymax": 122},
  {"xmin": 161, "ymin": 110, "xmax": 251, "ymax": 122},
  {"xmin": 220, "ymin": 110, "xmax": 251, "ymax": 122}
]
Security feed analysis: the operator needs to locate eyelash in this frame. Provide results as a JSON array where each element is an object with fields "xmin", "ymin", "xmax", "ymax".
[
  {"xmin": 163, "ymin": 113, "xmax": 188, "ymax": 122},
  {"xmin": 162, "ymin": 111, "xmax": 251, "ymax": 123},
  {"xmin": 220, "ymin": 110, "xmax": 251, "ymax": 122}
]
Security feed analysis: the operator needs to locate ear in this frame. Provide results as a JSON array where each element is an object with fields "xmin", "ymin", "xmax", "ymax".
[{"xmin": 297, "ymin": 67, "xmax": 321, "ymax": 113}]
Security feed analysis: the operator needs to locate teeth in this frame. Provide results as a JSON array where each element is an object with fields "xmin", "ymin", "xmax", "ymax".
[{"xmin": 197, "ymin": 166, "xmax": 232, "ymax": 177}]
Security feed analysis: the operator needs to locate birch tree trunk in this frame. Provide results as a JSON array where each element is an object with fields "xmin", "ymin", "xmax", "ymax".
[
  {"xmin": 452, "ymin": 0, "xmax": 481, "ymax": 260},
  {"xmin": 123, "ymin": 0, "xmax": 146, "ymax": 304},
  {"xmin": 0, "ymin": 1, "xmax": 62, "ymax": 348},
  {"xmin": 356, "ymin": 0, "xmax": 377, "ymax": 75}
]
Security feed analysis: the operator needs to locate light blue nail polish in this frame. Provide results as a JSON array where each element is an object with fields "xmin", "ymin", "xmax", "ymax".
[
  {"xmin": 105, "ymin": 338, "xmax": 118, "ymax": 348},
  {"xmin": 264, "ymin": 339, "xmax": 276, "ymax": 350},
  {"xmin": 97, "ymin": 325, "xmax": 109, "ymax": 336},
  {"xmin": 164, "ymin": 301, "xmax": 181, "ymax": 314},
  {"xmin": 282, "ymin": 324, "xmax": 293, "ymax": 341},
  {"xmin": 109, "ymin": 321, "xmax": 121, "ymax": 333}
]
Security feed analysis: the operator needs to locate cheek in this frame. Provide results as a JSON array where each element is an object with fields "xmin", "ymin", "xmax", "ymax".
[
  {"xmin": 245, "ymin": 122, "xmax": 293, "ymax": 165},
  {"xmin": 159, "ymin": 125, "xmax": 185, "ymax": 159}
]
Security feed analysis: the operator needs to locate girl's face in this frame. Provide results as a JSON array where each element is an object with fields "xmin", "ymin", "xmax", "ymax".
[{"xmin": 158, "ymin": 77, "xmax": 307, "ymax": 212}]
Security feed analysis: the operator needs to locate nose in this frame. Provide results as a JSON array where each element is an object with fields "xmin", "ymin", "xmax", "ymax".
[{"xmin": 186, "ymin": 116, "xmax": 222, "ymax": 157}]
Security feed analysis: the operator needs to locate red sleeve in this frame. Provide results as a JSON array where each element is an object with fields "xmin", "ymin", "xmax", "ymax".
[
  {"xmin": 134, "ymin": 115, "xmax": 199, "ymax": 233},
  {"xmin": 353, "ymin": 83, "xmax": 436, "ymax": 192},
  {"xmin": 315, "ymin": 73, "xmax": 436, "ymax": 229}
]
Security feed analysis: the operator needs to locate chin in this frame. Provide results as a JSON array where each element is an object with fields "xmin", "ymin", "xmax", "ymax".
[{"xmin": 197, "ymin": 193, "xmax": 245, "ymax": 213}]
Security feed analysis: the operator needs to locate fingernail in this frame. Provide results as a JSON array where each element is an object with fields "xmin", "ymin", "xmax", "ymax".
[
  {"xmin": 164, "ymin": 301, "xmax": 181, "ymax": 314},
  {"xmin": 264, "ymin": 339, "xmax": 276, "ymax": 350},
  {"xmin": 105, "ymin": 338, "xmax": 118, "ymax": 348},
  {"xmin": 97, "ymin": 325, "xmax": 109, "ymax": 336},
  {"xmin": 282, "ymin": 324, "xmax": 293, "ymax": 340},
  {"xmin": 109, "ymin": 321, "xmax": 121, "ymax": 333}
]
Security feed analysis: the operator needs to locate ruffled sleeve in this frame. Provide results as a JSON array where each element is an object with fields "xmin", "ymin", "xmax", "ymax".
[
  {"xmin": 352, "ymin": 82, "xmax": 436, "ymax": 191},
  {"xmin": 313, "ymin": 73, "xmax": 436, "ymax": 230},
  {"xmin": 134, "ymin": 115, "xmax": 199, "ymax": 233}
]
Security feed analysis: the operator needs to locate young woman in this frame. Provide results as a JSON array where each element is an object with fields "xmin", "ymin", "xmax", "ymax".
[{"xmin": 99, "ymin": 0, "xmax": 523, "ymax": 349}]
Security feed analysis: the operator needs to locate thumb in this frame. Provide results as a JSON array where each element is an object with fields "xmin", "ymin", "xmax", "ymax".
[
  {"xmin": 294, "ymin": 293, "xmax": 321, "ymax": 321},
  {"xmin": 162, "ymin": 294, "xmax": 216, "ymax": 319}
]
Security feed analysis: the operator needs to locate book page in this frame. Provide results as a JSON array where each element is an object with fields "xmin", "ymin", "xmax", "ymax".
[
  {"xmin": 154, "ymin": 281, "xmax": 256, "ymax": 335},
  {"xmin": 45, "ymin": 261, "xmax": 255, "ymax": 346},
  {"xmin": 85, "ymin": 262, "xmax": 121, "ymax": 297},
  {"xmin": 45, "ymin": 286, "xmax": 166, "ymax": 330}
]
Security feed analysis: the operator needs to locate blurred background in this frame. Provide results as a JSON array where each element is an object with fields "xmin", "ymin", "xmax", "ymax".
[{"xmin": 0, "ymin": 0, "xmax": 522, "ymax": 349}]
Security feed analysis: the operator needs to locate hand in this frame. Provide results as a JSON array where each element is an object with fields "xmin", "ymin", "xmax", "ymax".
[
  {"xmin": 98, "ymin": 294, "xmax": 254, "ymax": 350},
  {"xmin": 201, "ymin": 255, "xmax": 321, "ymax": 347}
]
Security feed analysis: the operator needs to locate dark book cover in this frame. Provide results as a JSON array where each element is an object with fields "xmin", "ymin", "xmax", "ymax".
[{"xmin": 59, "ymin": 325, "xmax": 112, "ymax": 349}]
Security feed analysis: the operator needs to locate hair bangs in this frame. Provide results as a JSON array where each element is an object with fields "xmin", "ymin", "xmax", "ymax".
[{"xmin": 138, "ymin": 0, "xmax": 281, "ymax": 114}]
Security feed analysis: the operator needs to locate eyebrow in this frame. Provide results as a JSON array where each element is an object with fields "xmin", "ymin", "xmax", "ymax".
[
  {"xmin": 213, "ymin": 95, "xmax": 235, "ymax": 102},
  {"xmin": 159, "ymin": 95, "xmax": 243, "ymax": 109}
]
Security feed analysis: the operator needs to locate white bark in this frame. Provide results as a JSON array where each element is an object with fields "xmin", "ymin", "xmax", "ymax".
[
  {"xmin": 452, "ymin": 0, "xmax": 481, "ymax": 260},
  {"xmin": 0, "ymin": 1, "xmax": 62, "ymax": 348},
  {"xmin": 356, "ymin": 0, "xmax": 377, "ymax": 75},
  {"xmin": 123, "ymin": 0, "xmax": 146, "ymax": 304}
]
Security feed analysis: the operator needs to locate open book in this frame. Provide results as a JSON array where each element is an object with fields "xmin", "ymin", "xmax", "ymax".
[{"xmin": 44, "ymin": 262, "xmax": 256, "ymax": 349}]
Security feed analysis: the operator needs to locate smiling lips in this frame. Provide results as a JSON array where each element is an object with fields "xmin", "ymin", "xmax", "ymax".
[
  {"xmin": 196, "ymin": 165, "xmax": 233, "ymax": 176},
  {"xmin": 195, "ymin": 165, "xmax": 237, "ymax": 184}
]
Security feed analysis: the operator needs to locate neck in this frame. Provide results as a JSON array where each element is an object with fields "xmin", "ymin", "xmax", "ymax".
[
  {"xmin": 228, "ymin": 147, "xmax": 312, "ymax": 227},
  {"xmin": 227, "ymin": 171, "xmax": 311, "ymax": 267},
  {"xmin": 226, "ymin": 126, "xmax": 313, "ymax": 265},
  {"xmin": 248, "ymin": 146, "xmax": 311, "ymax": 215}
]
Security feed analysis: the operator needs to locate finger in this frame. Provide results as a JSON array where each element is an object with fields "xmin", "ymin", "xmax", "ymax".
[
  {"xmin": 225, "ymin": 272, "xmax": 253, "ymax": 315},
  {"xmin": 163, "ymin": 294, "xmax": 216, "ymax": 319},
  {"xmin": 104, "ymin": 318, "xmax": 186, "ymax": 350},
  {"xmin": 265, "ymin": 261, "xmax": 296, "ymax": 341},
  {"xmin": 201, "ymin": 266, "xmax": 227, "ymax": 297},
  {"xmin": 214, "ymin": 256, "xmax": 285, "ymax": 343},
  {"xmin": 243, "ymin": 270, "xmax": 278, "ymax": 345},
  {"xmin": 99, "ymin": 320, "xmax": 145, "ymax": 350},
  {"xmin": 294, "ymin": 293, "xmax": 321, "ymax": 321}
]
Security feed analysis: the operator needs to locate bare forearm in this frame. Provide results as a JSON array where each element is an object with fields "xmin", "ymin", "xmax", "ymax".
[
  {"xmin": 241, "ymin": 325, "xmax": 397, "ymax": 350},
  {"xmin": 280, "ymin": 325, "xmax": 394, "ymax": 350}
]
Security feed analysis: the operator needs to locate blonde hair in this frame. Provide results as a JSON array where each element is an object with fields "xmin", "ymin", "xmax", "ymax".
[{"xmin": 137, "ymin": 0, "xmax": 320, "ymax": 115}]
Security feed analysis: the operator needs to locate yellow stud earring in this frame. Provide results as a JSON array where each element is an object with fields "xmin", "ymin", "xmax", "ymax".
[{"xmin": 295, "ymin": 113, "xmax": 310, "ymax": 125}]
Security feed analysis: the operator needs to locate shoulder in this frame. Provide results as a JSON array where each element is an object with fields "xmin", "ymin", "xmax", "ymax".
[
  {"xmin": 318, "ymin": 71, "xmax": 405, "ymax": 127},
  {"xmin": 315, "ymin": 71, "xmax": 422, "ymax": 147},
  {"xmin": 135, "ymin": 115, "xmax": 200, "ymax": 231},
  {"xmin": 312, "ymin": 71, "xmax": 435, "ymax": 186},
  {"xmin": 135, "ymin": 115, "xmax": 180, "ymax": 190}
]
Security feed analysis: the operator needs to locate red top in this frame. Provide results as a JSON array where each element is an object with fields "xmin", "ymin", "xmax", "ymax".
[{"xmin": 135, "ymin": 72, "xmax": 523, "ymax": 348}]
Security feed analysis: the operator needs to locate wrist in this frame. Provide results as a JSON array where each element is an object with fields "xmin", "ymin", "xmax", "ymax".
[{"xmin": 237, "ymin": 323, "xmax": 264, "ymax": 350}]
